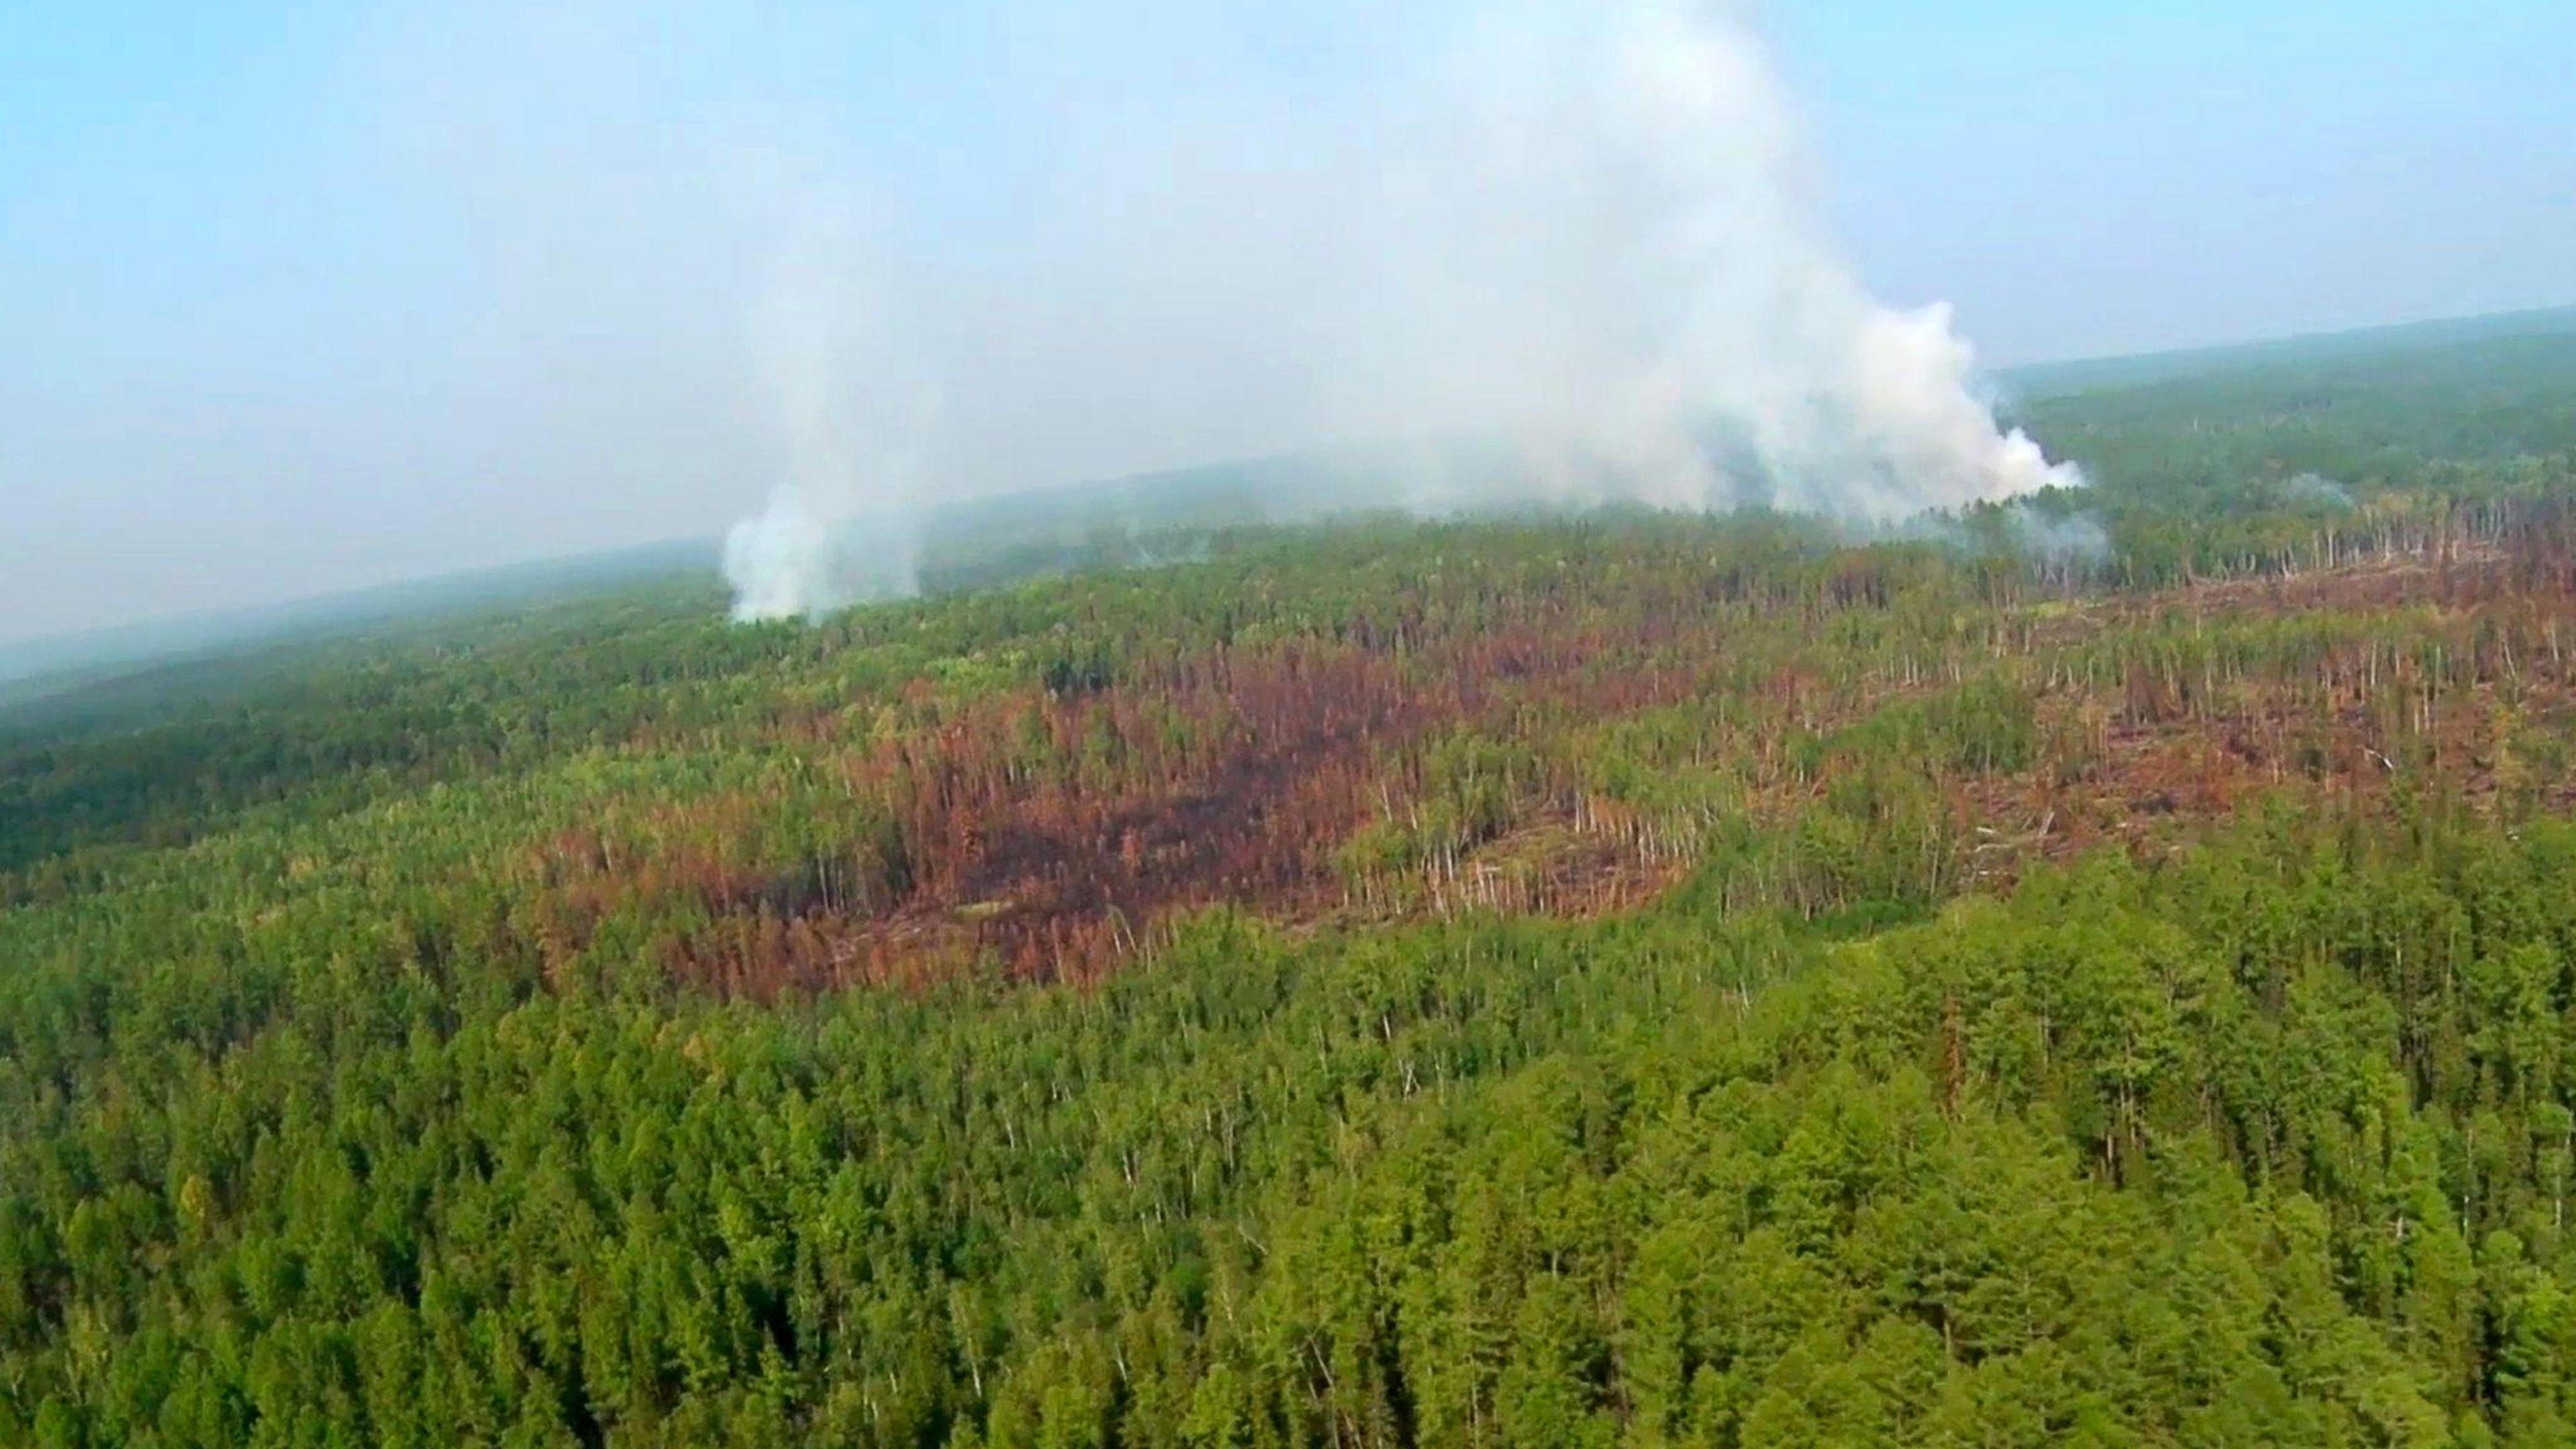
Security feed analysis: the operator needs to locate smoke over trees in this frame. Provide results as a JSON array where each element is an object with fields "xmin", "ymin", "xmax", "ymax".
[{"xmin": 719, "ymin": 0, "xmax": 2080, "ymax": 620}]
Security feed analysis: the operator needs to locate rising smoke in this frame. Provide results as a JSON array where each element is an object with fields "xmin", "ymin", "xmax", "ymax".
[
  {"xmin": 722, "ymin": 0, "xmax": 2082, "ymax": 621},
  {"xmin": 723, "ymin": 189, "xmax": 934, "ymax": 618},
  {"xmin": 2282, "ymin": 472, "xmax": 2357, "ymax": 508}
]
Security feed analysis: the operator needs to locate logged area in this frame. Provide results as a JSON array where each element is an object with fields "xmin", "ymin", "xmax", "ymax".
[{"xmin": 10, "ymin": 319, "xmax": 2576, "ymax": 1445}]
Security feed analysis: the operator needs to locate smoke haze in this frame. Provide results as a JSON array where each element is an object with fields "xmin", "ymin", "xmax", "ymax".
[
  {"xmin": 718, "ymin": 0, "xmax": 2080, "ymax": 619},
  {"xmin": 9, "ymin": 0, "xmax": 2573, "ymax": 648}
]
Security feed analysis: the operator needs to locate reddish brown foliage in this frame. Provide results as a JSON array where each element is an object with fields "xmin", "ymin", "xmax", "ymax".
[
  {"xmin": 644, "ymin": 610, "xmax": 1729, "ymax": 993},
  {"xmin": 609, "ymin": 513, "xmax": 2576, "ymax": 996}
]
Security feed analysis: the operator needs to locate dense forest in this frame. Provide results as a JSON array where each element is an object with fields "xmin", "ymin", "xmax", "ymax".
[{"xmin": 7, "ymin": 317, "xmax": 2576, "ymax": 1445}]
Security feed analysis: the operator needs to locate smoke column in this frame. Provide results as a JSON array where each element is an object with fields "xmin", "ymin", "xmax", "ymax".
[
  {"xmin": 723, "ymin": 0, "xmax": 2082, "ymax": 620},
  {"xmin": 722, "ymin": 193, "xmax": 934, "ymax": 621}
]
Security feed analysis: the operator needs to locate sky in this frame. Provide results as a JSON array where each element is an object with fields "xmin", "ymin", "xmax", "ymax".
[{"xmin": 1, "ymin": 0, "xmax": 2571, "ymax": 647}]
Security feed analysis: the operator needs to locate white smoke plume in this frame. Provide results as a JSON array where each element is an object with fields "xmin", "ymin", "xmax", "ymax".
[
  {"xmin": 2004, "ymin": 508, "xmax": 2112, "ymax": 577},
  {"xmin": 722, "ymin": 189, "xmax": 933, "ymax": 621},
  {"xmin": 722, "ymin": 0, "xmax": 2082, "ymax": 619},
  {"xmin": 2282, "ymin": 472, "xmax": 2356, "ymax": 508}
]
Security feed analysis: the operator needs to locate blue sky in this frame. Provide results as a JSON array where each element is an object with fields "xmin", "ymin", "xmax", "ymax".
[{"xmin": 1, "ymin": 0, "xmax": 2570, "ymax": 645}]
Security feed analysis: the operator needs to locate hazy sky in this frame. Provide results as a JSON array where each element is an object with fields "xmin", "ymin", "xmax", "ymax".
[{"xmin": 2, "ymin": 0, "xmax": 2570, "ymax": 646}]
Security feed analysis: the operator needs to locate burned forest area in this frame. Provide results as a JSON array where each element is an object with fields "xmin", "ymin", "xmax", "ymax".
[{"xmin": 655, "ymin": 509, "xmax": 2576, "ymax": 996}]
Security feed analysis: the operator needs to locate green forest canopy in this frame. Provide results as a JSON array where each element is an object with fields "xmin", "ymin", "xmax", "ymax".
[{"xmin": 7, "ymin": 316, "xmax": 2576, "ymax": 1445}]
